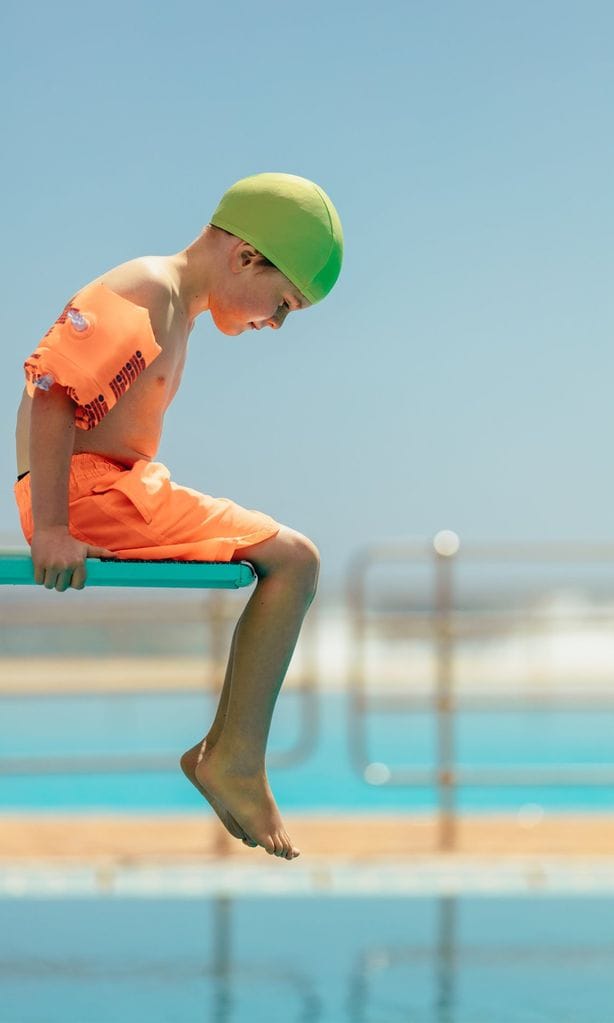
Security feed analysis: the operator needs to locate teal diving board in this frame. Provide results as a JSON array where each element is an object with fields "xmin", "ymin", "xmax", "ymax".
[{"xmin": 0, "ymin": 548, "xmax": 256, "ymax": 589}]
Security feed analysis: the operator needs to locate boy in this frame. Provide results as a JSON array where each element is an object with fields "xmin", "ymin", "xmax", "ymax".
[{"xmin": 13, "ymin": 172, "xmax": 343, "ymax": 861}]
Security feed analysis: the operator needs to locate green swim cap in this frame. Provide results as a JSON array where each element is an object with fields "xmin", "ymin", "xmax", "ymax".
[{"xmin": 210, "ymin": 172, "xmax": 343, "ymax": 304}]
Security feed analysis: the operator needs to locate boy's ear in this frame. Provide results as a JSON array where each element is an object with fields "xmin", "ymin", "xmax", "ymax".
[{"xmin": 229, "ymin": 239, "xmax": 262, "ymax": 273}]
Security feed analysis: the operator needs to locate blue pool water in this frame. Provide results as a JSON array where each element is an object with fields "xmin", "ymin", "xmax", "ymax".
[
  {"xmin": 1, "ymin": 894, "xmax": 613, "ymax": 1022},
  {"xmin": 1, "ymin": 690, "xmax": 614, "ymax": 812}
]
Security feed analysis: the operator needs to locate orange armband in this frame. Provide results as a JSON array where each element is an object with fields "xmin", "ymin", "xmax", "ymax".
[{"xmin": 24, "ymin": 281, "xmax": 162, "ymax": 430}]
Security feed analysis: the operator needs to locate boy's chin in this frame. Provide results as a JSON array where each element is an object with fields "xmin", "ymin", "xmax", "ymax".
[{"xmin": 211, "ymin": 312, "xmax": 248, "ymax": 336}]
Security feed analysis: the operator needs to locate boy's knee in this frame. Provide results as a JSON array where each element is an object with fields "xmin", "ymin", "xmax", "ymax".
[
  {"xmin": 290, "ymin": 532, "xmax": 320, "ymax": 595},
  {"xmin": 278, "ymin": 528, "xmax": 319, "ymax": 590},
  {"xmin": 290, "ymin": 531, "xmax": 320, "ymax": 567},
  {"xmin": 244, "ymin": 525, "xmax": 320, "ymax": 592}
]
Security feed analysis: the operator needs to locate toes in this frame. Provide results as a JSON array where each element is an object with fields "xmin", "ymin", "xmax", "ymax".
[
  {"xmin": 242, "ymin": 832, "xmax": 297, "ymax": 857},
  {"xmin": 281, "ymin": 831, "xmax": 295, "ymax": 860},
  {"xmin": 274, "ymin": 837, "xmax": 284, "ymax": 857}
]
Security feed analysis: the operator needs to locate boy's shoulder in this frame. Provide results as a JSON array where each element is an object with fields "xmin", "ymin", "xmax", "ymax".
[{"xmin": 88, "ymin": 256, "xmax": 176, "ymax": 336}]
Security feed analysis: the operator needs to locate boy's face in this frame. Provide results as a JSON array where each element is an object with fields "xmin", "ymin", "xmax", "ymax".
[{"xmin": 210, "ymin": 241, "xmax": 310, "ymax": 336}]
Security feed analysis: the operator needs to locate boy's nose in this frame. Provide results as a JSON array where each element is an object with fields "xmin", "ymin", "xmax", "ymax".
[{"xmin": 269, "ymin": 310, "xmax": 288, "ymax": 329}]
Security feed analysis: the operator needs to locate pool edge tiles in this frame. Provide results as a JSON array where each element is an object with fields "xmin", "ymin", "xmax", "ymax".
[
  {"xmin": 2, "ymin": 812, "xmax": 614, "ymax": 858},
  {"xmin": 3, "ymin": 856, "xmax": 614, "ymax": 898}
]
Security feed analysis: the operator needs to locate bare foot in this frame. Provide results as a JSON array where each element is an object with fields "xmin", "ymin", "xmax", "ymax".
[
  {"xmin": 180, "ymin": 739, "xmax": 257, "ymax": 847},
  {"xmin": 195, "ymin": 744, "xmax": 300, "ymax": 860}
]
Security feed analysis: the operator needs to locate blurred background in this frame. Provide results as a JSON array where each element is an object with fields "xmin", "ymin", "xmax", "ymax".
[{"xmin": 3, "ymin": 2, "xmax": 614, "ymax": 1021}]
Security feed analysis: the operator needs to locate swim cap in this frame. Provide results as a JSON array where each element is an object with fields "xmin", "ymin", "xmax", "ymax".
[{"xmin": 210, "ymin": 172, "xmax": 343, "ymax": 304}]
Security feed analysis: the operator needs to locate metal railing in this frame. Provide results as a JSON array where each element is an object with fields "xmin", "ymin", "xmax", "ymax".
[{"xmin": 347, "ymin": 533, "xmax": 614, "ymax": 851}]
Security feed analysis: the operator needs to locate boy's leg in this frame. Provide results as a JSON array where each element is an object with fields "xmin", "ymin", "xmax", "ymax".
[
  {"xmin": 204, "ymin": 619, "xmax": 240, "ymax": 748},
  {"xmin": 180, "ymin": 625, "xmax": 260, "ymax": 846},
  {"xmin": 195, "ymin": 525, "xmax": 319, "ymax": 860}
]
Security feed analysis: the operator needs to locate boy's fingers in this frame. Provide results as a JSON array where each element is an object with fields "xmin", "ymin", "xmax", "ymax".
[
  {"xmin": 68, "ymin": 547, "xmax": 114, "ymax": 589},
  {"xmin": 42, "ymin": 568, "xmax": 55, "ymax": 589},
  {"xmin": 87, "ymin": 546, "xmax": 115, "ymax": 559},
  {"xmin": 45, "ymin": 567, "xmax": 72, "ymax": 590},
  {"xmin": 55, "ymin": 569, "xmax": 73, "ymax": 593},
  {"xmin": 71, "ymin": 563, "xmax": 86, "ymax": 590}
]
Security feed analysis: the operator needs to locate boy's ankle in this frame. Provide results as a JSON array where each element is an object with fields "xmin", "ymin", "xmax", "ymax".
[{"xmin": 205, "ymin": 740, "xmax": 265, "ymax": 776}]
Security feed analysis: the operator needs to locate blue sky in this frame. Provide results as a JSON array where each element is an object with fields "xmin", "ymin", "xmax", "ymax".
[{"xmin": 2, "ymin": 0, "xmax": 614, "ymax": 592}]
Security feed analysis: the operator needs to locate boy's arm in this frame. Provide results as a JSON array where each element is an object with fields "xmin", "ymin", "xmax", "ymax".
[
  {"xmin": 24, "ymin": 280, "xmax": 163, "ymax": 431},
  {"xmin": 30, "ymin": 383, "xmax": 75, "ymax": 531},
  {"xmin": 29, "ymin": 384, "xmax": 113, "ymax": 591}
]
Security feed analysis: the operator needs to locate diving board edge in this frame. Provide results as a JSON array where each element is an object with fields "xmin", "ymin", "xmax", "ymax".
[{"xmin": 0, "ymin": 549, "xmax": 256, "ymax": 589}]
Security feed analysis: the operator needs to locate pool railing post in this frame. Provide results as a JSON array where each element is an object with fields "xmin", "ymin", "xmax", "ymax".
[{"xmin": 433, "ymin": 534, "xmax": 458, "ymax": 852}]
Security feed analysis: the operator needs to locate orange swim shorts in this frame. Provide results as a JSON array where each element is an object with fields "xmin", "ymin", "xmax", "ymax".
[{"xmin": 14, "ymin": 453, "xmax": 281, "ymax": 562}]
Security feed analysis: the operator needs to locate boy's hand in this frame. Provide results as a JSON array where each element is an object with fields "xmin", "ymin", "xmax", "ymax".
[{"xmin": 31, "ymin": 527, "xmax": 115, "ymax": 591}]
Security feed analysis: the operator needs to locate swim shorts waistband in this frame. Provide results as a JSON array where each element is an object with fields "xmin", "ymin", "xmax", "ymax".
[{"xmin": 15, "ymin": 454, "xmax": 131, "ymax": 486}]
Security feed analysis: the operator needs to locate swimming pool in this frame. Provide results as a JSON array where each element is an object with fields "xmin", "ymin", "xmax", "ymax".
[
  {"xmin": 1, "ymin": 890, "xmax": 613, "ymax": 1022},
  {"xmin": 1, "ymin": 690, "xmax": 614, "ymax": 813}
]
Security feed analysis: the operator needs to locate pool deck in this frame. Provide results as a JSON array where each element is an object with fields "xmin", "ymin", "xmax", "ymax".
[
  {"xmin": 2, "ymin": 812, "xmax": 614, "ymax": 862},
  {"xmin": 3, "ymin": 813, "xmax": 614, "ymax": 897}
]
